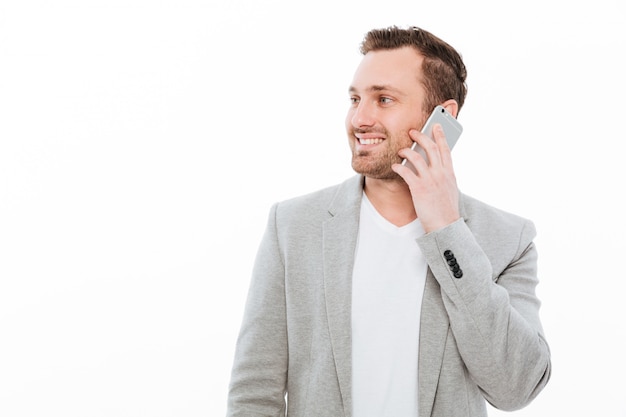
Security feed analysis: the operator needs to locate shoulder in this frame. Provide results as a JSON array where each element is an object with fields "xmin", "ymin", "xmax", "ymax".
[
  {"xmin": 460, "ymin": 193, "xmax": 536, "ymax": 254},
  {"xmin": 461, "ymin": 193, "xmax": 534, "ymax": 229},
  {"xmin": 273, "ymin": 175, "xmax": 362, "ymax": 221},
  {"xmin": 258, "ymin": 176, "xmax": 361, "ymax": 248}
]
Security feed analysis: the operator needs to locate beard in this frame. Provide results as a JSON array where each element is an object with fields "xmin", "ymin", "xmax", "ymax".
[{"xmin": 350, "ymin": 128, "xmax": 412, "ymax": 180}]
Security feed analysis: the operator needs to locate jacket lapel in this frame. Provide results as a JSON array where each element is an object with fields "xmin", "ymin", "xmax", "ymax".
[{"xmin": 322, "ymin": 175, "xmax": 363, "ymax": 417}]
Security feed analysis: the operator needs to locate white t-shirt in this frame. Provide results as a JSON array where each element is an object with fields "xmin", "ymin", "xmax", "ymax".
[{"xmin": 352, "ymin": 192, "xmax": 428, "ymax": 417}]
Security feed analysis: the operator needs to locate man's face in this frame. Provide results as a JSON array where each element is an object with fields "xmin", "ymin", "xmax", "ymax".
[{"xmin": 346, "ymin": 46, "xmax": 428, "ymax": 180}]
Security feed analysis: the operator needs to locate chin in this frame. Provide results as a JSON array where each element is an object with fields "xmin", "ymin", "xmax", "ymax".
[
  {"xmin": 352, "ymin": 153, "xmax": 403, "ymax": 179},
  {"xmin": 368, "ymin": 172, "xmax": 402, "ymax": 181},
  {"xmin": 351, "ymin": 162, "xmax": 398, "ymax": 180}
]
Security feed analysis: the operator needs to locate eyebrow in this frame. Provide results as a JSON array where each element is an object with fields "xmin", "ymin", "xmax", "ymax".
[{"xmin": 348, "ymin": 84, "xmax": 406, "ymax": 96}]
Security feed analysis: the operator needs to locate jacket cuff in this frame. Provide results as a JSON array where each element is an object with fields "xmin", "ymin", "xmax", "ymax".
[{"xmin": 416, "ymin": 218, "xmax": 494, "ymax": 306}]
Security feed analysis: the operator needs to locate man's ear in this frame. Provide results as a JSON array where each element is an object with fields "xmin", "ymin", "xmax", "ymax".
[{"xmin": 441, "ymin": 99, "xmax": 459, "ymax": 118}]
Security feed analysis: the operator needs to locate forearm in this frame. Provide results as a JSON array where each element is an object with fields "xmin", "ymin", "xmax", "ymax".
[{"xmin": 418, "ymin": 218, "xmax": 551, "ymax": 410}]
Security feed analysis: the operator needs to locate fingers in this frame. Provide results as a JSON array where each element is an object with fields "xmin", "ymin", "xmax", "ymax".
[
  {"xmin": 399, "ymin": 124, "xmax": 452, "ymax": 172},
  {"xmin": 431, "ymin": 124, "xmax": 454, "ymax": 167},
  {"xmin": 414, "ymin": 124, "xmax": 451, "ymax": 167},
  {"xmin": 392, "ymin": 156, "xmax": 420, "ymax": 182},
  {"xmin": 397, "ymin": 142, "xmax": 427, "ymax": 177}
]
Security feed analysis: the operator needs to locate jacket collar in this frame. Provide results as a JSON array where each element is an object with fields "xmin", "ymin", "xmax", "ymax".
[{"xmin": 327, "ymin": 175, "xmax": 468, "ymax": 219}]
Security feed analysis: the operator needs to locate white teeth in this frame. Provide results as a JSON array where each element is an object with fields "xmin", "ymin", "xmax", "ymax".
[{"xmin": 359, "ymin": 138, "xmax": 384, "ymax": 145}]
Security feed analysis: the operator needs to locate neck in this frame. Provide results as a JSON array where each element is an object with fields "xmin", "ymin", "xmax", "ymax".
[{"xmin": 363, "ymin": 176, "xmax": 417, "ymax": 227}]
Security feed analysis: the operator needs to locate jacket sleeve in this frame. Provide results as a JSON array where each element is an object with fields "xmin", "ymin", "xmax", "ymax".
[
  {"xmin": 226, "ymin": 204, "xmax": 288, "ymax": 416},
  {"xmin": 417, "ymin": 218, "xmax": 551, "ymax": 411}
]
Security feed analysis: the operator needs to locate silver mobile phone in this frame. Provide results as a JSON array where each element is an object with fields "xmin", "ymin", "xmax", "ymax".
[{"xmin": 401, "ymin": 105, "xmax": 463, "ymax": 173}]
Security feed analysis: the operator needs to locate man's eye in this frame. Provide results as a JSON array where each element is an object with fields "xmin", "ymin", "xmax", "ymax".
[
  {"xmin": 350, "ymin": 97, "xmax": 360, "ymax": 104},
  {"xmin": 380, "ymin": 97, "xmax": 393, "ymax": 104}
]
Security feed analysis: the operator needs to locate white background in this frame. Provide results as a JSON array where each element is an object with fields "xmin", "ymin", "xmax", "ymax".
[{"xmin": 1, "ymin": 0, "xmax": 625, "ymax": 416}]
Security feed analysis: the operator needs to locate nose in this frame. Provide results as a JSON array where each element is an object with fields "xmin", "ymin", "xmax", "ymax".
[{"xmin": 349, "ymin": 100, "xmax": 376, "ymax": 128}]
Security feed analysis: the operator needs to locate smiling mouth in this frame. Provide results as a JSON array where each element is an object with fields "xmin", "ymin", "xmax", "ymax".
[{"xmin": 358, "ymin": 138, "xmax": 384, "ymax": 145}]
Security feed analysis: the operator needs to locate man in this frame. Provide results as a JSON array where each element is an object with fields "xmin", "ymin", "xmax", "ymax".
[{"xmin": 226, "ymin": 26, "xmax": 551, "ymax": 417}]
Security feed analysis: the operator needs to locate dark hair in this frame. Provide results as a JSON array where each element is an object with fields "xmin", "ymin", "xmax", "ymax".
[{"xmin": 360, "ymin": 26, "xmax": 468, "ymax": 114}]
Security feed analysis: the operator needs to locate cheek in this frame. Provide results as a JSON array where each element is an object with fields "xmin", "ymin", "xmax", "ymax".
[
  {"xmin": 387, "ymin": 112, "xmax": 418, "ymax": 138},
  {"xmin": 391, "ymin": 110, "xmax": 417, "ymax": 130}
]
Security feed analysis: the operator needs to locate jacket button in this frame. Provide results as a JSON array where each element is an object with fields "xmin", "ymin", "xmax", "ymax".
[{"xmin": 444, "ymin": 250, "xmax": 462, "ymax": 278}]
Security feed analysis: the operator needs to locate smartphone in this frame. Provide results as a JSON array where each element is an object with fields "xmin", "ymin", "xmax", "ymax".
[{"xmin": 401, "ymin": 105, "xmax": 463, "ymax": 173}]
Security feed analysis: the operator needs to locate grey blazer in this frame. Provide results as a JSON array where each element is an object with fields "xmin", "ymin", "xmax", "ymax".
[{"xmin": 227, "ymin": 175, "xmax": 551, "ymax": 417}]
